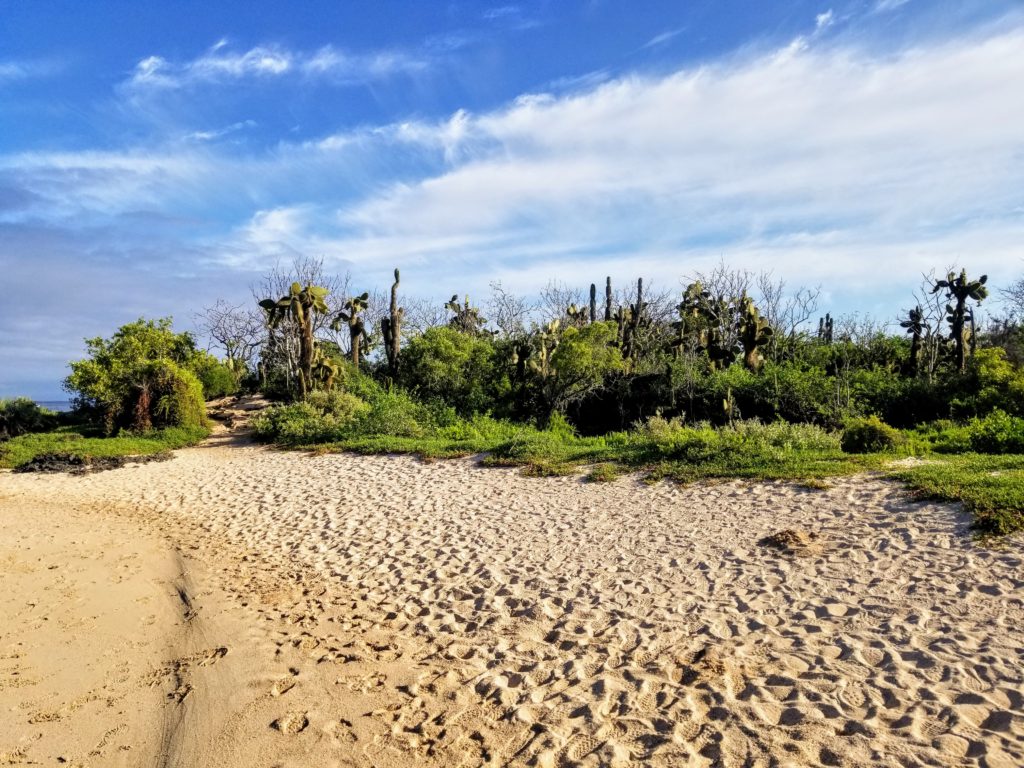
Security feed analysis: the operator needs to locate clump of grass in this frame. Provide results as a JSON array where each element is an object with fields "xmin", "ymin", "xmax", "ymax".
[
  {"xmin": 585, "ymin": 463, "xmax": 621, "ymax": 483},
  {"xmin": 520, "ymin": 461, "xmax": 576, "ymax": 478},
  {"xmin": 888, "ymin": 454, "xmax": 1024, "ymax": 535},
  {"xmin": 0, "ymin": 426, "xmax": 208, "ymax": 469}
]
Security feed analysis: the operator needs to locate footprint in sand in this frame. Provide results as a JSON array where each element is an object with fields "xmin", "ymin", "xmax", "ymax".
[{"xmin": 272, "ymin": 711, "xmax": 309, "ymax": 735}]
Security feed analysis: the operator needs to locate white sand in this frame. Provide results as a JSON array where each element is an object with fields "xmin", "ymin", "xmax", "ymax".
[{"xmin": 2, "ymin": 434, "xmax": 1023, "ymax": 766}]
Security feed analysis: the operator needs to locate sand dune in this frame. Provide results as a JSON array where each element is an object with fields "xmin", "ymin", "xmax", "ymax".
[{"xmin": 2, "ymin": 438, "xmax": 1023, "ymax": 766}]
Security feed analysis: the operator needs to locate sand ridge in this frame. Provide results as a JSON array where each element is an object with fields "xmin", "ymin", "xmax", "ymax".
[{"xmin": 1, "ymin": 441, "xmax": 1023, "ymax": 766}]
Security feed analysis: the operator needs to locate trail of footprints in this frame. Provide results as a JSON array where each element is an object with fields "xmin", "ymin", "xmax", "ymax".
[{"xmin": 7, "ymin": 448, "xmax": 1024, "ymax": 766}]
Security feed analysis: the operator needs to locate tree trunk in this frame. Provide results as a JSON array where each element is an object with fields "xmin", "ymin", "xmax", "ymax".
[{"xmin": 299, "ymin": 317, "xmax": 314, "ymax": 397}]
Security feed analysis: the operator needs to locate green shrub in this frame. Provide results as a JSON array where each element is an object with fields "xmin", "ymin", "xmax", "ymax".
[
  {"xmin": 191, "ymin": 354, "xmax": 240, "ymax": 399},
  {"xmin": 134, "ymin": 360, "xmax": 209, "ymax": 431},
  {"xmin": 399, "ymin": 327, "xmax": 508, "ymax": 416},
  {"xmin": 0, "ymin": 398, "xmax": 58, "ymax": 441},
  {"xmin": 252, "ymin": 390, "xmax": 370, "ymax": 445},
  {"xmin": 966, "ymin": 409, "xmax": 1024, "ymax": 454},
  {"xmin": 65, "ymin": 317, "xmax": 214, "ymax": 433},
  {"xmin": 841, "ymin": 416, "xmax": 903, "ymax": 453}
]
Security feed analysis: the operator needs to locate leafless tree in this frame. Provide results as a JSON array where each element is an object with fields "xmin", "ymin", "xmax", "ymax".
[
  {"xmin": 193, "ymin": 299, "xmax": 264, "ymax": 369},
  {"xmin": 1001, "ymin": 274, "xmax": 1024, "ymax": 320},
  {"xmin": 539, "ymin": 280, "xmax": 585, "ymax": 323},
  {"xmin": 403, "ymin": 297, "xmax": 450, "ymax": 337},
  {"xmin": 756, "ymin": 273, "xmax": 821, "ymax": 339},
  {"xmin": 487, "ymin": 281, "xmax": 536, "ymax": 337},
  {"xmin": 910, "ymin": 268, "xmax": 956, "ymax": 382}
]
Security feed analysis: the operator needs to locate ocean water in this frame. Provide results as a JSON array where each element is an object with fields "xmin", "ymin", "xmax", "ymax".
[{"xmin": 35, "ymin": 400, "xmax": 73, "ymax": 413}]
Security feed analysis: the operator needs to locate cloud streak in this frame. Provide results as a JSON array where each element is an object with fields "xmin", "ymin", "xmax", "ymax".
[{"xmin": 126, "ymin": 41, "xmax": 428, "ymax": 89}]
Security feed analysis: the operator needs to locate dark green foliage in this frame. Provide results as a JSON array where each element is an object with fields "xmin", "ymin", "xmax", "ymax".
[
  {"xmin": 841, "ymin": 416, "xmax": 903, "ymax": 453},
  {"xmin": 65, "ymin": 318, "xmax": 211, "ymax": 434},
  {"xmin": 399, "ymin": 326, "xmax": 508, "ymax": 416},
  {"xmin": 191, "ymin": 355, "xmax": 241, "ymax": 399},
  {"xmin": 0, "ymin": 398, "xmax": 58, "ymax": 441}
]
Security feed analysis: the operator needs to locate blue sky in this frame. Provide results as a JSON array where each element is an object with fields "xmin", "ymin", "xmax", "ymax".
[{"xmin": 2, "ymin": 0, "xmax": 1023, "ymax": 398}]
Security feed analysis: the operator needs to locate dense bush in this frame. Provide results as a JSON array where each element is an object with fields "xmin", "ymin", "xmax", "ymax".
[
  {"xmin": 0, "ymin": 398, "xmax": 58, "ymax": 441},
  {"xmin": 191, "ymin": 353, "xmax": 241, "ymax": 399},
  {"xmin": 966, "ymin": 409, "xmax": 1024, "ymax": 454},
  {"xmin": 66, "ymin": 319, "xmax": 211, "ymax": 433},
  {"xmin": 398, "ymin": 327, "xmax": 508, "ymax": 416},
  {"xmin": 841, "ymin": 416, "xmax": 903, "ymax": 453}
]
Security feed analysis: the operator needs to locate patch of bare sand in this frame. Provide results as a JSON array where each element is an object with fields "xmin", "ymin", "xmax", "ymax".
[{"xmin": 2, "ymin": 443, "xmax": 1023, "ymax": 767}]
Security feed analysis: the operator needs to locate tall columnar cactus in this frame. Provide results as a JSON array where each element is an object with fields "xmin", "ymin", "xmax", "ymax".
[
  {"xmin": 817, "ymin": 313, "xmax": 834, "ymax": 344},
  {"xmin": 604, "ymin": 276, "xmax": 613, "ymax": 321},
  {"xmin": 900, "ymin": 306, "xmax": 927, "ymax": 377},
  {"xmin": 259, "ymin": 282, "xmax": 330, "ymax": 397},
  {"xmin": 380, "ymin": 268, "xmax": 404, "ymax": 377},
  {"xmin": 932, "ymin": 269, "xmax": 988, "ymax": 372},
  {"xmin": 589, "ymin": 283, "xmax": 597, "ymax": 324},
  {"xmin": 332, "ymin": 292, "xmax": 370, "ymax": 367},
  {"xmin": 737, "ymin": 295, "xmax": 773, "ymax": 372}
]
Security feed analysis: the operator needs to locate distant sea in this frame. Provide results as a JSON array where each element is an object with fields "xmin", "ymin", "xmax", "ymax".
[{"xmin": 35, "ymin": 400, "xmax": 73, "ymax": 413}]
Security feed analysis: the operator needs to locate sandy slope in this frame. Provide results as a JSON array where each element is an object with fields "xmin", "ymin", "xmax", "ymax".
[{"xmin": 1, "ymin": 437, "xmax": 1023, "ymax": 767}]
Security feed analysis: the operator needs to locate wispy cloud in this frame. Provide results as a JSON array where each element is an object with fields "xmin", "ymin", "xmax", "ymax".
[
  {"xmin": 126, "ymin": 41, "xmax": 427, "ymax": 89},
  {"xmin": 643, "ymin": 28, "xmax": 685, "ymax": 49},
  {"xmin": 0, "ymin": 59, "xmax": 60, "ymax": 84},
  {"xmin": 815, "ymin": 10, "xmax": 835, "ymax": 31},
  {"xmin": 875, "ymin": 0, "xmax": 911, "ymax": 12},
  {"xmin": 185, "ymin": 119, "xmax": 257, "ymax": 143}
]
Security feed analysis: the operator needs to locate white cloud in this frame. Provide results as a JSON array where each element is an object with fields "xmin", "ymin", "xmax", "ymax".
[
  {"xmin": 644, "ymin": 28, "xmax": 685, "ymax": 49},
  {"xmin": 815, "ymin": 10, "xmax": 835, "ymax": 31},
  {"xmin": 7, "ymin": 21, "xmax": 1024, "ymax": 317},
  {"xmin": 126, "ymin": 42, "xmax": 426, "ymax": 89}
]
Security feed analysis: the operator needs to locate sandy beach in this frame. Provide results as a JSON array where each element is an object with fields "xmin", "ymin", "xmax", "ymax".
[{"xmin": 2, "ymin": 433, "xmax": 1023, "ymax": 767}]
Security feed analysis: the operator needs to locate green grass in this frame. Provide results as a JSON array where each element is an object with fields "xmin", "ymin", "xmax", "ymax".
[
  {"xmin": 887, "ymin": 455, "xmax": 1024, "ymax": 536},
  {"xmin": 0, "ymin": 425, "xmax": 209, "ymax": 469}
]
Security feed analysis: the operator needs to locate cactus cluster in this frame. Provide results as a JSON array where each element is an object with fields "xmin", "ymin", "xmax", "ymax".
[
  {"xmin": 737, "ymin": 295, "xmax": 773, "ymax": 373},
  {"xmin": 332, "ymin": 292, "xmax": 370, "ymax": 367},
  {"xmin": 817, "ymin": 313, "xmax": 834, "ymax": 344},
  {"xmin": 932, "ymin": 269, "xmax": 988, "ymax": 372},
  {"xmin": 259, "ymin": 282, "xmax": 331, "ymax": 397},
  {"xmin": 445, "ymin": 294, "xmax": 488, "ymax": 335}
]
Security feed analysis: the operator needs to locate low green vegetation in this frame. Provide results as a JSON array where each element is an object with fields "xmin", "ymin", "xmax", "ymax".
[
  {"xmin": 0, "ymin": 425, "xmax": 208, "ymax": 469},
  {"xmin": 890, "ymin": 455, "xmax": 1024, "ymax": 536},
  {"xmin": 8, "ymin": 258, "xmax": 1024, "ymax": 536}
]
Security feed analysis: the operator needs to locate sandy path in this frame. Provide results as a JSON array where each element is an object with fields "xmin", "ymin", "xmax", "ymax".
[{"xmin": 1, "ymin": 440, "xmax": 1023, "ymax": 767}]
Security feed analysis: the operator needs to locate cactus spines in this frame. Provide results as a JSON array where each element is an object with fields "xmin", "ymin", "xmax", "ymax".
[
  {"xmin": 332, "ymin": 292, "xmax": 370, "ymax": 368},
  {"xmin": 900, "ymin": 305, "xmax": 927, "ymax": 376},
  {"xmin": 604, "ymin": 276, "xmax": 612, "ymax": 321},
  {"xmin": 589, "ymin": 283, "xmax": 597, "ymax": 324},
  {"xmin": 737, "ymin": 294, "xmax": 773, "ymax": 372},
  {"xmin": 932, "ymin": 269, "xmax": 988, "ymax": 372},
  {"xmin": 381, "ymin": 268, "xmax": 404, "ymax": 377}
]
